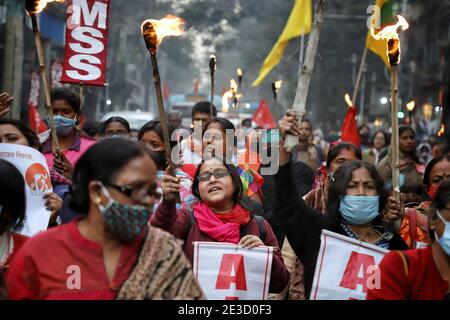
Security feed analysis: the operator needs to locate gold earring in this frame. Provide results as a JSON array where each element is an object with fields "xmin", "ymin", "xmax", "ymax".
[{"xmin": 95, "ymin": 197, "xmax": 102, "ymax": 204}]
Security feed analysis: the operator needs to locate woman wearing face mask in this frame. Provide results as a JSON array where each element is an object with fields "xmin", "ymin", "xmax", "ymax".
[
  {"xmin": 100, "ymin": 117, "xmax": 131, "ymax": 138},
  {"xmin": 274, "ymin": 120, "xmax": 407, "ymax": 298},
  {"xmin": 40, "ymin": 88, "xmax": 96, "ymax": 194},
  {"xmin": 0, "ymin": 160, "xmax": 27, "ymax": 272},
  {"xmin": 399, "ymin": 155, "xmax": 450, "ymax": 249},
  {"xmin": 151, "ymin": 156, "xmax": 290, "ymax": 294},
  {"xmin": 6, "ymin": 139, "xmax": 202, "ymax": 299},
  {"xmin": 368, "ymin": 179, "xmax": 450, "ymax": 300},
  {"xmin": 203, "ymin": 118, "xmax": 264, "ymax": 203},
  {"xmin": 138, "ymin": 120, "xmax": 195, "ymax": 210},
  {"xmin": 0, "ymin": 118, "xmax": 63, "ymax": 226}
]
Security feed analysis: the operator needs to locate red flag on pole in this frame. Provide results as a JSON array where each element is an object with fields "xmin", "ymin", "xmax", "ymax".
[
  {"xmin": 163, "ymin": 80, "xmax": 169, "ymax": 101},
  {"xmin": 340, "ymin": 105, "xmax": 360, "ymax": 147},
  {"xmin": 252, "ymin": 99, "xmax": 276, "ymax": 129},
  {"xmin": 28, "ymin": 72, "xmax": 48, "ymax": 133}
]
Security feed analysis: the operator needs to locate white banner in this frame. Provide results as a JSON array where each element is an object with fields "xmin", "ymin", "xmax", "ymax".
[
  {"xmin": 193, "ymin": 242, "xmax": 273, "ymax": 300},
  {"xmin": 0, "ymin": 144, "xmax": 52, "ymax": 237},
  {"xmin": 310, "ymin": 229, "xmax": 388, "ymax": 300}
]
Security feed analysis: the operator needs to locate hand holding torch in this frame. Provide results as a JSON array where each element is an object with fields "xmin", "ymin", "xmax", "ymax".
[
  {"xmin": 141, "ymin": 15, "xmax": 185, "ymax": 202},
  {"xmin": 25, "ymin": 0, "xmax": 62, "ymax": 152},
  {"xmin": 371, "ymin": 15, "xmax": 409, "ymax": 229}
]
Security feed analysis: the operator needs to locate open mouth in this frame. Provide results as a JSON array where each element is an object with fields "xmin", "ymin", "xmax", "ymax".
[{"xmin": 208, "ymin": 186, "xmax": 222, "ymax": 193}]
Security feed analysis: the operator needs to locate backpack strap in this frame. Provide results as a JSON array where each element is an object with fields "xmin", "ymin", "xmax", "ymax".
[{"xmin": 239, "ymin": 215, "xmax": 266, "ymax": 242}]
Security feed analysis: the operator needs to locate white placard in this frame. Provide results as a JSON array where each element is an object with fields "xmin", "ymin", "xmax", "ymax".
[
  {"xmin": 0, "ymin": 144, "xmax": 52, "ymax": 236},
  {"xmin": 193, "ymin": 242, "xmax": 273, "ymax": 300},
  {"xmin": 310, "ymin": 229, "xmax": 388, "ymax": 300}
]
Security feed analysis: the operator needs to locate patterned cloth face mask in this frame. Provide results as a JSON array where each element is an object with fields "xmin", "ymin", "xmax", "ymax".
[{"xmin": 98, "ymin": 184, "xmax": 152, "ymax": 243}]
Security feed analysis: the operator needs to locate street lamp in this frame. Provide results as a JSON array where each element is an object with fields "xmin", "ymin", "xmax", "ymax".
[{"xmin": 406, "ymin": 100, "xmax": 415, "ymax": 125}]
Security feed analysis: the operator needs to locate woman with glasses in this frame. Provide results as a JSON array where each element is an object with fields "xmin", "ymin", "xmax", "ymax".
[
  {"xmin": 151, "ymin": 156, "xmax": 290, "ymax": 294},
  {"xmin": 368, "ymin": 179, "xmax": 450, "ymax": 300},
  {"xmin": 6, "ymin": 139, "xmax": 203, "ymax": 299},
  {"xmin": 99, "ymin": 117, "xmax": 131, "ymax": 138}
]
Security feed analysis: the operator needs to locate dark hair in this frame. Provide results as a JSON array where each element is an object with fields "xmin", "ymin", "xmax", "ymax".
[
  {"xmin": 192, "ymin": 156, "xmax": 243, "ymax": 203},
  {"xmin": 326, "ymin": 142, "xmax": 362, "ymax": 169},
  {"xmin": 69, "ymin": 139, "xmax": 147, "ymax": 213},
  {"xmin": 358, "ymin": 124, "xmax": 370, "ymax": 132},
  {"xmin": 137, "ymin": 120, "xmax": 177, "ymax": 148},
  {"xmin": 203, "ymin": 117, "xmax": 237, "ymax": 149},
  {"xmin": 51, "ymin": 87, "xmax": 81, "ymax": 114},
  {"xmin": 0, "ymin": 159, "xmax": 26, "ymax": 231},
  {"xmin": 100, "ymin": 117, "xmax": 131, "ymax": 136},
  {"xmin": 327, "ymin": 160, "xmax": 388, "ymax": 226},
  {"xmin": 423, "ymin": 155, "xmax": 450, "ymax": 187},
  {"xmin": 81, "ymin": 121, "xmax": 99, "ymax": 137},
  {"xmin": 192, "ymin": 101, "xmax": 217, "ymax": 117},
  {"xmin": 399, "ymin": 125, "xmax": 415, "ymax": 138},
  {"xmin": 0, "ymin": 118, "xmax": 40, "ymax": 150},
  {"xmin": 370, "ymin": 129, "xmax": 390, "ymax": 147},
  {"xmin": 300, "ymin": 118, "xmax": 312, "ymax": 130}
]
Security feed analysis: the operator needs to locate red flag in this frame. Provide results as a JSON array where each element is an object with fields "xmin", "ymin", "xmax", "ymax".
[
  {"xmin": 163, "ymin": 80, "xmax": 169, "ymax": 101},
  {"xmin": 28, "ymin": 72, "xmax": 47, "ymax": 133},
  {"xmin": 194, "ymin": 78, "xmax": 199, "ymax": 95},
  {"xmin": 252, "ymin": 99, "xmax": 276, "ymax": 129},
  {"xmin": 340, "ymin": 106, "xmax": 360, "ymax": 147}
]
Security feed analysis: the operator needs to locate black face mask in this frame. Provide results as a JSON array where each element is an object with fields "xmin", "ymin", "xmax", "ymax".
[{"xmin": 152, "ymin": 151, "xmax": 167, "ymax": 171}]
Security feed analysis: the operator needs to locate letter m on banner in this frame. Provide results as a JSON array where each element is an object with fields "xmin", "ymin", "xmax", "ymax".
[{"xmin": 61, "ymin": 0, "xmax": 110, "ymax": 86}]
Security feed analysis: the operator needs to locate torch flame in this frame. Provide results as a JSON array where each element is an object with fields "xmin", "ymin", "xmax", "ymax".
[
  {"xmin": 222, "ymin": 90, "xmax": 234, "ymax": 113},
  {"xmin": 437, "ymin": 124, "xmax": 445, "ymax": 137},
  {"xmin": 230, "ymin": 79, "xmax": 238, "ymax": 92},
  {"xmin": 141, "ymin": 15, "xmax": 185, "ymax": 48},
  {"xmin": 237, "ymin": 68, "xmax": 243, "ymax": 77},
  {"xmin": 344, "ymin": 93, "xmax": 353, "ymax": 108},
  {"xmin": 371, "ymin": 15, "xmax": 409, "ymax": 41},
  {"xmin": 274, "ymin": 80, "xmax": 283, "ymax": 90},
  {"xmin": 26, "ymin": 0, "xmax": 64, "ymax": 16},
  {"xmin": 406, "ymin": 100, "xmax": 415, "ymax": 112},
  {"xmin": 370, "ymin": 15, "xmax": 409, "ymax": 67}
]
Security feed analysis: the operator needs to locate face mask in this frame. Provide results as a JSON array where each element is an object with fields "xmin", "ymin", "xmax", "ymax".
[
  {"xmin": 435, "ymin": 210, "xmax": 450, "ymax": 256},
  {"xmin": 45, "ymin": 115, "xmax": 77, "ymax": 136},
  {"xmin": 427, "ymin": 184, "xmax": 439, "ymax": 200},
  {"xmin": 340, "ymin": 195, "xmax": 380, "ymax": 225},
  {"xmin": 152, "ymin": 151, "xmax": 167, "ymax": 171},
  {"xmin": 98, "ymin": 184, "xmax": 152, "ymax": 243}
]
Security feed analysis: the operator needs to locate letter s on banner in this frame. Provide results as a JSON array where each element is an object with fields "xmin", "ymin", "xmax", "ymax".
[{"xmin": 61, "ymin": 0, "xmax": 110, "ymax": 86}]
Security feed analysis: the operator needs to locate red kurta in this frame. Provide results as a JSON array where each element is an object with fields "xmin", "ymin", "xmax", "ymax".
[
  {"xmin": 7, "ymin": 220, "xmax": 144, "ymax": 300},
  {"xmin": 367, "ymin": 246, "xmax": 449, "ymax": 300}
]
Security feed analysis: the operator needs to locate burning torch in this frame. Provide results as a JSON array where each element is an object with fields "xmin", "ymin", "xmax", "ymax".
[
  {"xmin": 141, "ymin": 15, "xmax": 184, "ymax": 202},
  {"xmin": 25, "ymin": 0, "xmax": 62, "ymax": 152},
  {"xmin": 371, "ymin": 15, "xmax": 409, "ymax": 220},
  {"xmin": 271, "ymin": 80, "xmax": 283, "ymax": 102},
  {"xmin": 209, "ymin": 55, "xmax": 217, "ymax": 116},
  {"xmin": 237, "ymin": 68, "xmax": 243, "ymax": 93}
]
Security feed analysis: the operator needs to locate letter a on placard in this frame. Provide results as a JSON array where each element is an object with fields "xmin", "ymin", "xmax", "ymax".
[
  {"xmin": 339, "ymin": 251, "xmax": 376, "ymax": 293},
  {"xmin": 215, "ymin": 254, "xmax": 248, "ymax": 290}
]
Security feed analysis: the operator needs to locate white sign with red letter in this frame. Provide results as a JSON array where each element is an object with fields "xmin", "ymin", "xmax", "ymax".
[
  {"xmin": 310, "ymin": 229, "xmax": 388, "ymax": 300},
  {"xmin": 61, "ymin": 0, "xmax": 110, "ymax": 86},
  {"xmin": 0, "ymin": 144, "xmax": 52, "ymax": 237},
  {"xmin": 193, "ymin": 242, "xmax": 273, "ymax": 300}
]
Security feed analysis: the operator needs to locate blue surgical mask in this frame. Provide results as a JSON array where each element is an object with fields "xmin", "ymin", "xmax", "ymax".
[
  {"xmin": 435, "ymin": 210, "xmax": 450, "ymax": 256},
  {"xmin": 339, "ymin": 195, "xmax": 380, "ymax": 225},
  {"xmin": 45, "ymin": 115, "xmax": 77, "ymax": 136}
]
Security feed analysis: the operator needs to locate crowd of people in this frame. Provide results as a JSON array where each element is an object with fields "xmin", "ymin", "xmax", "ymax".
[{"xmin": 0, "ymin": 87, "xmax": 448, "ymax": 300}]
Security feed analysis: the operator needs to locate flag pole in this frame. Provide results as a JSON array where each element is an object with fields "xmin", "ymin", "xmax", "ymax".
[
  {"xmin": 284, "ymin": 0, "xmax": 326, "ymax": 152},
  {"xmin": 352, "ymin": 46, "xmax": 368, "ymax": 106}
]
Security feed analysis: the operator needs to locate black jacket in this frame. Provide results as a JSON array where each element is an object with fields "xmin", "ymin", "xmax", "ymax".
[{"xmin": 274, "ymin": 162, "xmax": 408, "ymax": 299}]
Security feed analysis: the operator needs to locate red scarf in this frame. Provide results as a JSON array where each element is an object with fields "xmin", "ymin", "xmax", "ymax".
[{"xmin": 193, "ymin": 202, "xmax": 251, "ymax": 244}]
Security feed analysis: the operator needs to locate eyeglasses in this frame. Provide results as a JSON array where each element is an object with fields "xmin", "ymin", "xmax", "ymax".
[
  {"xmin": 105, "ymin": 182, "xmax": 159, "ymax": 200},
  {"xmin": 198, "ymin": 169, "xmax": 230, "ymax": 182}
]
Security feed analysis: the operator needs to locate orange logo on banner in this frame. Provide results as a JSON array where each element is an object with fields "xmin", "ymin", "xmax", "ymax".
[{"xmin": 25, "ymin": 163, "xmax": 51, "ymax": 195}]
